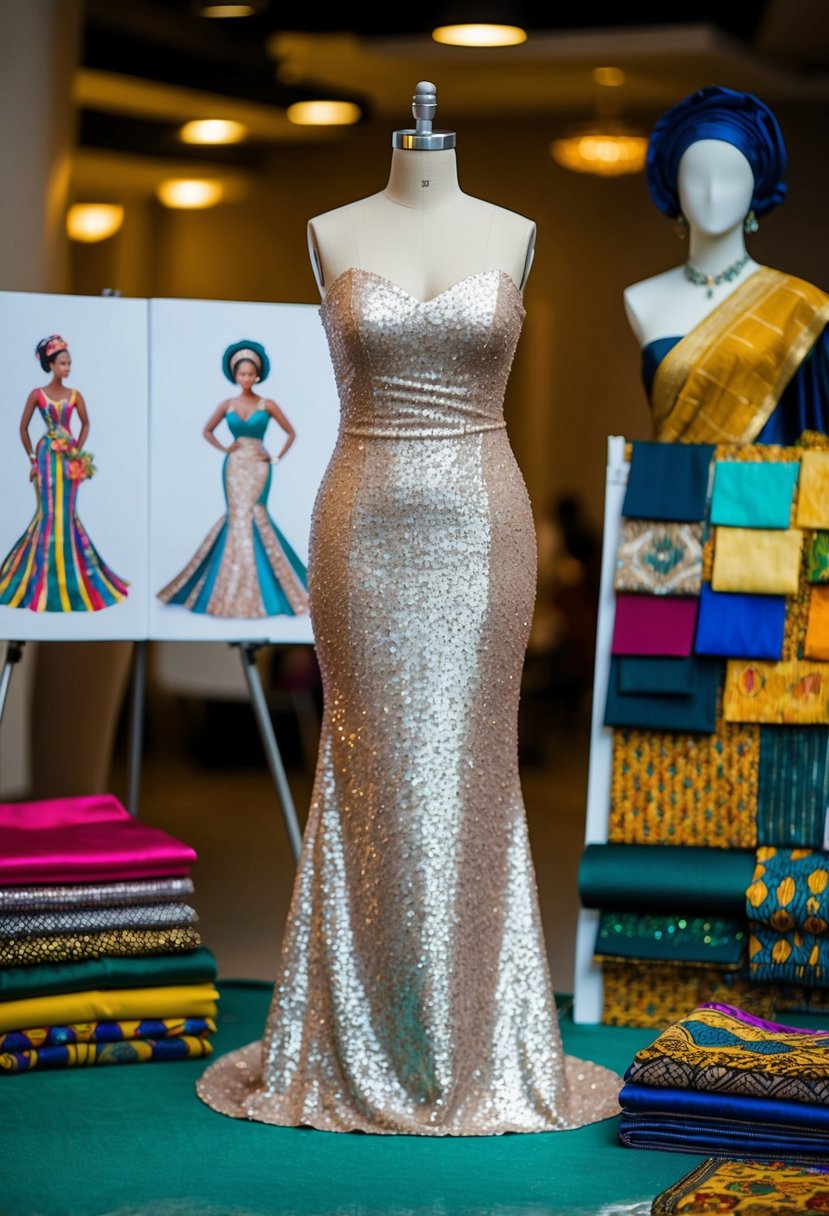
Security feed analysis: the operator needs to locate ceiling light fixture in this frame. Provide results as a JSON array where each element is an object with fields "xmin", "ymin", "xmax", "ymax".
[
  {"xmin": 286, "ymin": 100, "xmax": 362, "ymax": 127},
  {"xmin": 66, "ymin": 203, "xmax": 125, "ymax": 243},
  {"xmin": 550, "ymin": 68, "xmax": 647, "ymax": 177},
  {"xmin": 432, "ymin": 23, "xmax": 526, "ymax": 46},
  {"xmin": 156, "ymin": 179, "xmax": 224, "ymax": 209},
  {"xmin": 179, "ymin": 119, "xmax": 247, "ymax": 145},
  {"xmin": 196, "ymin": 4, "xmax": 257, "ymax": 16}
]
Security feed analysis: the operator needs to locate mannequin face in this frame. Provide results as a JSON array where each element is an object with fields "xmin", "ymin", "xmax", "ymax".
[{"xmin": 677, "ymin": 139, "xmax": 755, "ymax": 236}]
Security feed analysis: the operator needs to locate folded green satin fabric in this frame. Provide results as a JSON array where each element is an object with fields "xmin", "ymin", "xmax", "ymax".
[
  {"xmin": 578, "ymin": 844, "xmax": 758, "ymax": 913},
  {"xmin": 0, "ymin": 946, "xmax": 219, "ymax": 1001}
]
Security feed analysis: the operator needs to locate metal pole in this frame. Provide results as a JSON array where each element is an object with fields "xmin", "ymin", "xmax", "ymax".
[
  {"xmin": 0, "ymin": 641, "xmax": 25, "ymax": 728},
  {"xmin": 126, "ymin": 640, "xmax": 147, "ymax": 817},
  {"xmin": 237, "ymin": 642, "xmax": 303, "ymax": 863}
]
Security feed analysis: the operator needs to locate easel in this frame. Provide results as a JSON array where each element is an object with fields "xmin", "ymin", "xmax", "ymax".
[{"xmin": 0, "ymin": 636, "xmax": 305, "ymax": 864}]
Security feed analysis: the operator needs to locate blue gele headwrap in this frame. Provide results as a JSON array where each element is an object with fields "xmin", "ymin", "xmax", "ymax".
[
  {"xmin": 646, "ymin": 85, "xmax": 787, "ymax": 219},
  {"xmin": 222, "ymin": 339, "xmax": 270, "ymax": 385}
]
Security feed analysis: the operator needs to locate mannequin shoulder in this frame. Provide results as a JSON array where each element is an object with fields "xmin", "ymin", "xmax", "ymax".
[
  {"xmin": 623, "ymin": 267, "xmax": 686, "ymax": 346},
  {"xmin": 307, "ymin": 195, "xmax": 385, "ymax": 294},
  {"xmin": 464, "ymin": 196, "xmax": 536, "ymax": 288}
]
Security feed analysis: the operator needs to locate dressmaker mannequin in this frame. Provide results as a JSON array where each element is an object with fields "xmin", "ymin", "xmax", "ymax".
[
  {"xmin": 623, "ymin": 85, "xmax": 829, "ymax": 445},
  {"xmin": 307, "ymin": 81, "xmax": 536, "ymax": 301},
  {"xmin": 624, "ymin": 139, "xmax": 761, "ymax": 347}
]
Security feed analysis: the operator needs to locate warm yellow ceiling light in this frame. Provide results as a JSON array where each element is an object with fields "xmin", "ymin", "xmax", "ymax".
[
  {"xmin": 286, "ymin": 100, "xmax": 361, "ymax": 126},
  {"xmin": 198, "ymin": 4, "xmax": 256, "ymax": 16},
  {"xmin": 550, "ymin": 130, "xmax": 648, "ymax": 176},
  {"xmin": 179, "ymin": 119, "xmax": 247, "ymax": 145},
  {"xmin": 66, "ymin": 203, "xmax": 125, "ymax": 243},
  {"xmin": 592, "ymin": 66, "xmax": 626, "ymax": 87},
  {"xmin": 156, "ymin": 179, "xmax": 224, "ymax": 208},
  {"xmin": 432, "ymin": 23, "xmax": 527, "ymax": 46}
]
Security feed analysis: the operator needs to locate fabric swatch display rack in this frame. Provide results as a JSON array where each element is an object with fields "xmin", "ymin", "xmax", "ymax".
[{"xmin": 574, "ymin": 433, "xmax": 829, "ymax": 1027}]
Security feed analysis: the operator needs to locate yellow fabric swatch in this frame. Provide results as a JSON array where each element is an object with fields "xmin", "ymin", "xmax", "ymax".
[
  {"xmin": 712, "ymin": 527, "xmax": 802, "ymax": 594},
  {"xmin": 0, "ymin": 983, "xmax": 219, "ymax": 1034},
  {"xmin": 723, "ymin": 660, "xmax": 829, "ymax": 724},
  {"xmin": 797, "ymin": 450, "xmax": 829, "ymax": 528},
  {"xmin": 804, "ymin": 586, "xmax": 829, "ymax": 660}
]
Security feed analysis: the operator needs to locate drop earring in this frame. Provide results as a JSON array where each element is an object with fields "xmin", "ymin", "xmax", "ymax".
[
  {"xmin": 744, "ymin": 210, "xmax": 759, "ymax": 234},
  {"xmin": 675, "ymin": 213, "xmax": 688, "ymax": 240}
]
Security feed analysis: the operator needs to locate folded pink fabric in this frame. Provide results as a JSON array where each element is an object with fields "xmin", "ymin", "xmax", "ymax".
[
  {"xmin": 611, "ymin": 594, "xmax": 699, "ymax": 657},
  {"xmin": 0, "ymin": 795, "xmax": 197, "ymax": 885}
]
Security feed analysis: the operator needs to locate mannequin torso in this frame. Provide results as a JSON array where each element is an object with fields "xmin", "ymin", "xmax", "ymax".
[
  {"xmin": 307, "ymin": 147, "xmax": 536, "ymax": 302},
  {"xmin": 624, "ymin": 139, "xmax": 760, "ymax": 347}
]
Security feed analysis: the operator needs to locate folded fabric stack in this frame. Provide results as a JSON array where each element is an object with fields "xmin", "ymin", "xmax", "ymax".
[
  {"xmin": 618, "ymin": 1002, "xmax": 829, "ymax": 1165},
  {"xmin": 0, "ymin": 794, "xmax": 219, "ymax": 1073}
]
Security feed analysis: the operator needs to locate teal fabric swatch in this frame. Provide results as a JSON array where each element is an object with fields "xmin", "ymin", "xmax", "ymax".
[
  {"xmin": 757, "ymin": 727, "xmax": 829, "ymax": 847},
  {"xmin": 710, "ymin": 459, "xmax": 799, "ymax": 528}
]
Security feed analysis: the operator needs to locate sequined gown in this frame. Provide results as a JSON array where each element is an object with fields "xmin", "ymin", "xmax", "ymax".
[
  {"xmin": 196, "ymin": 267, "xmax": 622, "ymax": 1134},
  {"xmin": 0, "ymin": 389, "xmax": 128, "ymax": 612},
  {"xmin": 156, "ymin": 409, "xmax": 309, "ymax": 618}
]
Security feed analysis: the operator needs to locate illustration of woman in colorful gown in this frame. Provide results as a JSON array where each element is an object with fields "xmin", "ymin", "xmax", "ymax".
[
  {"xmin": 157, "ymin": 339, "xmax": 309, "ymax": 619},
  {"xmin": 0, "ymin": 335, "xmax": 129, "ymax": 612}
]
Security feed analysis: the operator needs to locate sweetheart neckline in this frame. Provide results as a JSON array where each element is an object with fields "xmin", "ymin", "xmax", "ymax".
[
  {"xmin": 227, "ymin": 407, "xmax": 268, "ymax": 423},
  {"xmin": 320, "ymin": 266, "xmax": 524, "ymax": 310}
]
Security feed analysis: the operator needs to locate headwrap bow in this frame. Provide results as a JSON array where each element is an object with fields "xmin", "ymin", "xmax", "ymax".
[{"xmin": 646, "ymin": 85, "xmax": 787, "ymax": 220}]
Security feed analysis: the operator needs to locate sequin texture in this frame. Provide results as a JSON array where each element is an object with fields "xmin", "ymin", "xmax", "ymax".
[{"xmin": 196, "ymin": 267, "xmax": 622, "ymax": 1134}]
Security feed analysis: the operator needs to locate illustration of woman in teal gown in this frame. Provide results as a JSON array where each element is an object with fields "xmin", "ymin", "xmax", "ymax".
[{"xmin": 157, "ymin": 340, "xmax": 309, "ymax": 619}]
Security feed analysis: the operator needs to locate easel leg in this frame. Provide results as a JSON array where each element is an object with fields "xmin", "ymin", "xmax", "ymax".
[
  {"xmin": 237, "ymin": 642, "xmax": 303, "ymax": 864},
  {"xmin": 0, "ymin": 641, "xmax": 25, "ymax": 728},
  {"xmin": 126, "ymin": 640, "xmax": 147, "ymax": 817}
]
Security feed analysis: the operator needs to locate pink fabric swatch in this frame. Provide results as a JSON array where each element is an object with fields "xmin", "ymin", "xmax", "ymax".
[
  {"xmin": 0, "ymin": 794, "xmax": 197, "ymax": 885},
  {"xmin": 611, "ymin": 594, "xmax": 699, "ymax": 656}
]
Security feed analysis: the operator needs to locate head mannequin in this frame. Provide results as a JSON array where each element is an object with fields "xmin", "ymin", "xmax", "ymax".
[{"xmin": 678, "ymin": 139, "xmax": 755, "ymax": 236}]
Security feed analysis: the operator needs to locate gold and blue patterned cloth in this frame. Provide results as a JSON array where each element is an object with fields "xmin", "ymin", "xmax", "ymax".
[
  {"xmin": 651, "ymin": 1157, "xmax": 829, "ymax": 1214},
  {"xmin": 747, "ymin": 847, "xmax": 829, "ymax": 985}
]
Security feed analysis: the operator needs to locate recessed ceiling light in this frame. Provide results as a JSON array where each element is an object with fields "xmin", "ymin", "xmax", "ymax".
[
  {"xmin": 592, "ymin": 66, "xmax": 626, "ymax": 87},
  {"xmin": 66, "ymin": 204, "xmax": 125, "ymax": 243},
  {"xmin": 179, "ymin": 119, "xmax": 247, "ymax": 145},
  {"xmin": 156, "ymin": 179, "xmax": 224, "ymax": 208},
  {"xmin": 286, "ymin": 100, "xmax": 362, "ymax": 126},
  {"xmin": 432, "ymin": 23, "xmax": 527, "ymax": 46}
]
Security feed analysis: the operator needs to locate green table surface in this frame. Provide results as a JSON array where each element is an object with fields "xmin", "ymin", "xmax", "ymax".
[{"xmin": 0, "ymin": 979, "xmax": 722, "ymax": 1216}]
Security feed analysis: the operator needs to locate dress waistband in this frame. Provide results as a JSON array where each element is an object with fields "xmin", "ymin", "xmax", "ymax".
[{"xmin": 340, "ymin": 421, "xmax": 507, "ymax": 440}]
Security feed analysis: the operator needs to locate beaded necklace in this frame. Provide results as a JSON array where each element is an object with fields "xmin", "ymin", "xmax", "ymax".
[{"xmin": 684, "ymin": 252, "xmax": 750, "ymax": 298}]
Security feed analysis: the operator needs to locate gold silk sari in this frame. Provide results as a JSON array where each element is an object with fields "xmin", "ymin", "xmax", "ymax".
[{"xmin": 652, "ymin": 268, "xmax": 829, "ymax": 444}]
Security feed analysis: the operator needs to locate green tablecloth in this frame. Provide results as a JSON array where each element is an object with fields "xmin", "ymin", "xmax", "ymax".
[{"xmin": 2, "ymin": 979, "xmax": 708, "ymax": 1216}]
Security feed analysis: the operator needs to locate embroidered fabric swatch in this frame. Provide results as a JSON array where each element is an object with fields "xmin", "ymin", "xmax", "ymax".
[
  {"xmin": 651, "ymin": 1158, "xmax": 829, "ymax": 1216},
  {"xmin": 611, "ymin": 594, "xmax": 698, "ymax": 656},
  {"xmin": 807, "ymin": 532, "xmax": 829, "ymax": 583},
  {"xmin": 724, "ymin": 660, "xmax": 829, "ymax": 724},
  {"xmin": 613, "ymin": 520, "xmax": 703, "ymax": 595},
  {"xmin": 695, "ymin": 585, "xmax": 786, "ymax": 660},
  {"xmin": 757, "ymin": 726, "xmax": 829, "ymax": 847},
  {"xmin": 623, "ymin": 441, "xmax": 715, "ymax": 522},
  {"xmin": 710, "ymin": 458, "xmax": 799, "ymax": 528},
  {"xmin": 604, "ymin": 656, "xmax": 720, "ymax": 733},
  {"xmin": 711, "ymin": 527, "xmax": 803, "ymax": 595},
  {"xmin": 805, "ymin": 586, "xmax": 829, "ymax": 660},
  {"xmin": 594, "ymin": 911, "xmax": 747, "ymax": 966},
  {"xmin": 797, "ymin": 450, "xmax": 829, "ymax": 528}
]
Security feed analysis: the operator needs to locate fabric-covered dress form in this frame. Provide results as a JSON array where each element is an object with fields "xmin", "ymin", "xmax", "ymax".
[
  {"xmin": 0, "ymin": 389, "xmax": 128, "ymax": 612},
  {"xmin": 157, "ymin": 408, "xmax": 309, "ymax": 619},
  {"xmin": 196, "ymin": 267, "xmax": 622, "ymax": 1134}
]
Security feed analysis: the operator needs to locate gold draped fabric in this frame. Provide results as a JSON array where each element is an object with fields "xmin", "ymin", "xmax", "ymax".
[{"xmin": 652, "ymin": 268, "xmax": 829, "ymax": 443}]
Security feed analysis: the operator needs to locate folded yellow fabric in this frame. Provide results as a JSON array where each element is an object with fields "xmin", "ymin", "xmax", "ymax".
[
  {"xmin": 0, "ymin": 983, "xmax": 220, "ymax": 1033},
  {"xmin": 712, "ymin": 527, "xmax": 803, "ymax": 595},
  {"xmin": 723, "ymin": 660, "xmax": 829, "ymax": 724},
  {"xmin": 797, "ymin": 450, "xmax": 829, "ymax": 528},
  {"xmin": 805, "ymin": 586, "xmax": 829, "ymax": 661}
]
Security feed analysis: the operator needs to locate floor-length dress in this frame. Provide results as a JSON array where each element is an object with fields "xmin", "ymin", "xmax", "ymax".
[
  {"xmin": 196, "ymin": 267, "xmax": 622, "ymax": 1134},
  {"xmin": 156, "ymin": 409, "xmax": 309, "ymax": 619},
  {"xmin": 0, "ymin": 389, "xmax": 128, "ymax": 612}
]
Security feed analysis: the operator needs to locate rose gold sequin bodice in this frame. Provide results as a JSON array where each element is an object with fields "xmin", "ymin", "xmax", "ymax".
[{"xmin": 196, "ymin": 267, "xmax": 622, "ymax": 1135}]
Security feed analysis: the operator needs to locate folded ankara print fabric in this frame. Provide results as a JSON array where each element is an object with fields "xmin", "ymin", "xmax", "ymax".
[{"xmin": 651, "ymin": 1157, "xmax": 829, "ymax": 1215}]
